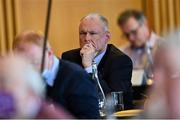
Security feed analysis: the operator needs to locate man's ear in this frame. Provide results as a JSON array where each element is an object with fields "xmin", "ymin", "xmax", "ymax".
[
  {"xmin": 46, "ymin": 47, "xmax": 54, "ymax": 69},
  {"xmin": 47, "ymin": 48, "xmax": 53, "ymax": 58},
  {"xmin": 105, "ymin": 31, "xmax": 111, "ymax": 42}
]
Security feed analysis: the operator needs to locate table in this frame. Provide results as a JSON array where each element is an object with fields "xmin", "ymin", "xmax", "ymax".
[{"xmin": 113, "ymin": 109, "xmax": 143, "ymax": 118}]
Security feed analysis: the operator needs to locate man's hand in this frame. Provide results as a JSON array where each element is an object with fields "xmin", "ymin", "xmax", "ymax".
[{"xmin": 80, "ymin": 44, "xmax": 97, "ymax": 68}]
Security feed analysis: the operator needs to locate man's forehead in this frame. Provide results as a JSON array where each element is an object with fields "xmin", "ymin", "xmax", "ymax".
[
  {"xmin": 17, "ymin": 42, "xmax": 38, "ymax": 48},
  {"xmin": 125, "ymin": 17, "xmax": 139, "ymax": 26},
  {"xmin": 15, "ymin": 43, "xmax": 42, "ymax": 57},
  {"xmin": 80, "ymin": 19, "xmax": 104, "ymax": 31},
  {"xmin": 121, "ymin": 18, "xmax": 140, "ymax": 32}
]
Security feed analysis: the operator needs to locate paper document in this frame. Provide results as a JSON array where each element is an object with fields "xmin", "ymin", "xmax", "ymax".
[{"xmin": 131, "ymin": 70, "xmax": 144, "ymax": 86}]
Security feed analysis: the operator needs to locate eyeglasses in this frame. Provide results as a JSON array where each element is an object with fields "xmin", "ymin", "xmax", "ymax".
[{"xmin": 122, "ymin": 23, "xmax": 142, "ymax": 38}]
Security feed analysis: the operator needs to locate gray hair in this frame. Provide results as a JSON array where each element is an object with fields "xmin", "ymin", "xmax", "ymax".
[{"xmin": 80, "ymin": 13, "xmax": 109, "ymax": 31}]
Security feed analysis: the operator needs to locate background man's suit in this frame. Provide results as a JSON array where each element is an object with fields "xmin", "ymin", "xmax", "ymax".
[
  {"xmin": 46, "ymin": 60, "xmax": 100, "ymax": 118},
  {"xmin": 62, "ymin": 44, "xmax": 133, "ymax": 109}
]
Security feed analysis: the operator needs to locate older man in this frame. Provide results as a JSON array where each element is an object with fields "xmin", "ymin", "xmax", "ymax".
[
  {"xmin": 13, "ymin": 31, "xmax": 99, "ymax": 118},
  {"xmin": 62, "ymin": 13, "xmax": 133, "ymax": 109}
]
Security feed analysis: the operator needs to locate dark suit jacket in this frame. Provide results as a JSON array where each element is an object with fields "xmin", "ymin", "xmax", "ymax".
[
  {"xmin": 46, "ymin": 60, "xmax": 100, "ymax": 119},
  {"xmin": 62, "ymin": 44, "xmax": 133, "ymax": 109}
]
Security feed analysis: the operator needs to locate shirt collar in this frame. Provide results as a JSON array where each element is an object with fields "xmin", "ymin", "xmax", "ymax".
[
  {"xmin": 146, "ymin": 32, "xmax": 159, "ymax": 48},
  {"xmin": 43, "ymin": 56, "xmax": 59, "ymax": 86},
  {"xmin": 94, "ymin": 46, "xmax": 107, "ymax": 65}
]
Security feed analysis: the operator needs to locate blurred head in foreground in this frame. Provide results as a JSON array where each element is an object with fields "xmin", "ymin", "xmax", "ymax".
[
  {"xmin": 143, "ymin": 29, "xmax": 180, "ymax": 118},
  {"xmin": 0, "ymin": 54, "xmax": 45, "ymax": 118},
  {"xmin": 13, "ymin": 31, "xmax": 53, "ymax": 72}
]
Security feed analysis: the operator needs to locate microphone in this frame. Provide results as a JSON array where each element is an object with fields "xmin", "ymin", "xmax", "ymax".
[
  {"xmin": 92, "ymin": 61, "xmax": 106, "ymax": 117},
  {"xmin": 145, "ymin": 42, "xmax": 154, "ymax": 79},
  {"xmin": 145, "ymin": 42, "xmax": 153, "ymax": 66}
]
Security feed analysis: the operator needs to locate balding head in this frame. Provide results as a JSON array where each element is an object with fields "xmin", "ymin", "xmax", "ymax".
[
  {"xmin": 80, "ymin": 13, "xmax": 109, "ymax": 32},
  {"xmin": 79, "ymin": 13, "xmax": 111, "ymax": 53}
]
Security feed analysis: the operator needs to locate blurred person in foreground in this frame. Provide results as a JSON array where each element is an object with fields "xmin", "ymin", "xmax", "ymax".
[
  {"xmin": 141, "ymin": 30, "xmax": 180, "ymax": 118},
  {"xmin": 12, "ymin": 31, "xmax": 99, "ymax": 118},
  {"xmin": 0, "ymin": 55, "xmax": 71, "ymax": 119},
  {"xmin": 62, "ymin": 13, "xmax": 133, "ymax": 110},
  {"xmin": 117, "ymin": 9, "xmax": 162, "ymax": 79}
]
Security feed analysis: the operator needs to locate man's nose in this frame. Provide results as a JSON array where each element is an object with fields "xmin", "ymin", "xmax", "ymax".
[{"xmin": 84, "ymin": 33, "xmax": 91, "ymax": 43}]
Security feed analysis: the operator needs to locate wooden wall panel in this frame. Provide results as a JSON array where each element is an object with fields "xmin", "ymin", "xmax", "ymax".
[
  {"xmin": 0, "ymin": 0, "xmax": 16, "ymax": 54},
  {"xmin": 153, "ymin": 0, "xmax": 161, "ymax": 34},
  {"xmin": 167, "ymin": 0, "xmax": 175, "ymax": 30},
  {"xmin": 143, "ymin": 0, "xmax": 180, "ymax": 36},
  {"xmin": 16, "ymin": 0, "xmax": 143, "ymax": 56},
  {"xmin": 174, "ymin": 0, "xmax": 180, "ymax": 27},
  {"xmin": 2, "ymin": 0, "xmax": 180, "ymax": 55},
  {"xmin": 160, "ymin": 0, "xmax": 169, "ymax": 34}
]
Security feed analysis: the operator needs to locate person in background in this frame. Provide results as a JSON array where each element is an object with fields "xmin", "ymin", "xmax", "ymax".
[
  {"xmin": 117, "ymin": 9, "xmax": 162, "ymax": 103},
  {"xmin": 142, "ymin": 30, "xmax": 180, "ymax": 118},
  {"xmin": 0, "ymin": 54, "xmax": 72, "ymax": 119},
  {"xmin": 62, "ymin": 13, "xmax": 133, "ymax": 110},
  {"xmin": 117, "ymin": 9, "xmax": 161, "ymax": 78},
  {"xmin": 12, "ymin": 31, "xmax": 100, "ymax": 119}
]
